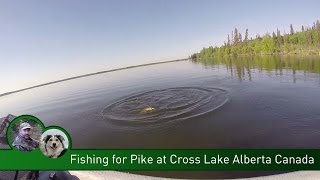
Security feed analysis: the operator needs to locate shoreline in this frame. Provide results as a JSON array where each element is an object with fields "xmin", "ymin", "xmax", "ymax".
[
  {"xmin": 0, "ymin": 58, "xmax": 189, "ymax": 97},
  {"xmin": 193, "ymin": 53, "xmax": 320, "ymax": 60}
]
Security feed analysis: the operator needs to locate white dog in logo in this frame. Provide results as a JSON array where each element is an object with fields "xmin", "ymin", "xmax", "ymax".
[{"xmin": 40, "ymin": 134, "xmax": 67, "ymax": 158}]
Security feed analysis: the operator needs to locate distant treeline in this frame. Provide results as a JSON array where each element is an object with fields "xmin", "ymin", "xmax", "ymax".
[{"xmin": 191, "ymin": 20, "xmax": 320, "ymax": 58}]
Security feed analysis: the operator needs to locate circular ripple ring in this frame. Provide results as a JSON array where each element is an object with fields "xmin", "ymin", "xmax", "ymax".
[{"xmin": 101, "ymin": 87, "xmax": 229, "ymax": 126}]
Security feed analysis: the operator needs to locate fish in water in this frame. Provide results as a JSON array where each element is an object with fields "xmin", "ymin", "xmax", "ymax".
[{"xmin": 140, "ymin": 105, "xmax": 156, "ymax": 114}]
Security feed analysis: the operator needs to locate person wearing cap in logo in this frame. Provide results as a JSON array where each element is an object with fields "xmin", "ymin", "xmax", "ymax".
[{"xmin": 12, "ymin": 122, "xmax": 39, "ymax": 152}]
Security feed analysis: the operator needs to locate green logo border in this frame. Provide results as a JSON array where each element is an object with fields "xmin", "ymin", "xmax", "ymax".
[{"xmin": 6, "ymin": 115, "xmax": 46, "ymax": 150}]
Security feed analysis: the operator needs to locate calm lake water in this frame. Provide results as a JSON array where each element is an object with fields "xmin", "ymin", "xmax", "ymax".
[{"xmin": 1, "ymin": 56, "xmax": 320, "ymax": 178}]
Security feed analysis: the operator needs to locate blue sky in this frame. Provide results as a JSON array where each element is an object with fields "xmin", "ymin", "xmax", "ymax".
[{"xmin": 0, "ymin": 0, "xmax": 319, "ymax": 94}]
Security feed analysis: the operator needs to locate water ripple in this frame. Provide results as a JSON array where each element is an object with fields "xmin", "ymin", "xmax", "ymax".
[{"xmin": 100, "ymin": 87, "xmax": 229, "ymax": 127}]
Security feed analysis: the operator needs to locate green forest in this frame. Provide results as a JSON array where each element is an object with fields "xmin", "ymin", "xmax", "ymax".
[{"xmin": 192, "ymin": 20, "xmax": 320, "ymax": 58}]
